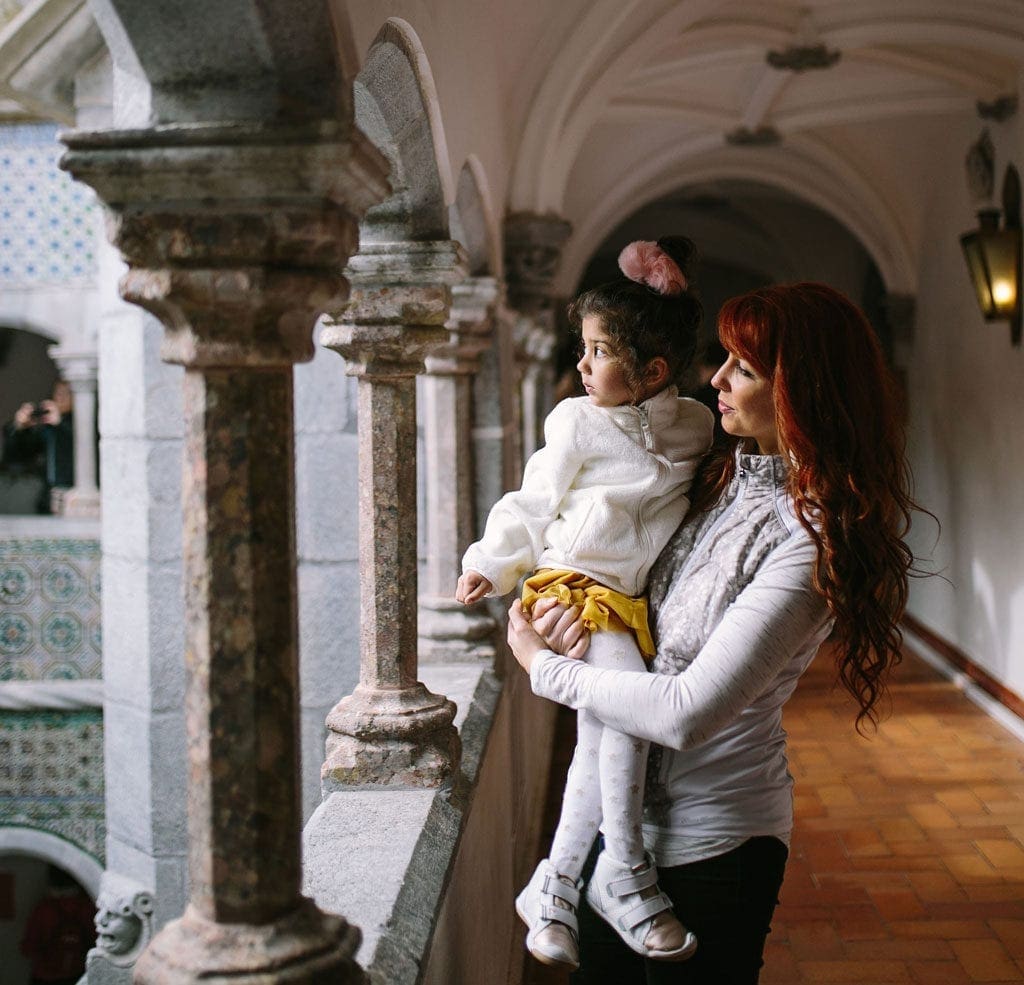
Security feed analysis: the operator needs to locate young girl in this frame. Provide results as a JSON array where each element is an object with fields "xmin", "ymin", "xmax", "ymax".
[{"xmin": 455, "ymin": 238, "xmax": 713, "ymax": 970}]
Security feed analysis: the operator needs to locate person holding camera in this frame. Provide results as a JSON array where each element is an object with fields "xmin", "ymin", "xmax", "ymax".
[{"xmin": 2, "ymin": 379, "xmax": 74, "ymax": 514}]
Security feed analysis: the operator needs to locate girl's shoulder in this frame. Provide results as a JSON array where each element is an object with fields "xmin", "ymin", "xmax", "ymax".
[{"xmin": 673, "ymin": 396, "xmax": 714, "ymax": 435}]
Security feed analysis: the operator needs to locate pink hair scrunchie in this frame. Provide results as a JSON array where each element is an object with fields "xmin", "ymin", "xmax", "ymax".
[{"xmin": 618, "ymin": 241, "xmax": 687, "ymax": 296}]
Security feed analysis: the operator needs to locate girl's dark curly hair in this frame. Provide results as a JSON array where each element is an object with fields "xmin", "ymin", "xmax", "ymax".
[
  {"xmin": 690, "ymin": 282, "xmax": 922, "ymax": 732},
  {"xmin": 567, "ymin": 237, "xmax": 703, "ymax": 398}
]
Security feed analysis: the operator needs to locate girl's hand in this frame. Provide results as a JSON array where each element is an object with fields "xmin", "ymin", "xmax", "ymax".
[{"xmin": 456, "ymin": 570, "xmax": 492, "ymax": 604}]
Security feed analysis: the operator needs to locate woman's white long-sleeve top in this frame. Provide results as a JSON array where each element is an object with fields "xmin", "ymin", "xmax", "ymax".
[
  {"xmin": 529, "ymin": 452, "xmax": 834, "ymax": 851},
  {"xmin": 462, "ymin": 386, "xmax": 713, "ymax": 597}
]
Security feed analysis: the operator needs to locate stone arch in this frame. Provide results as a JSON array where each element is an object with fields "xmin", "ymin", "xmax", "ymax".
[
  {"xmin": 557, "ymin": 138, "xmax": 916, "ymax": 297},
  {"xmin": 355, "ymin": 18, "xmax": 455, "ymax": 243},
  {"xmin": 0, "ymin": 826, "xmax": 102, "ymax": 898},
  {"xmin": 450, "ymin": 156, "xmax": 501, "ymax": 277},
  {"xmin": 85, "ymin": 0, "xmax": 353, "ymax": 126}
]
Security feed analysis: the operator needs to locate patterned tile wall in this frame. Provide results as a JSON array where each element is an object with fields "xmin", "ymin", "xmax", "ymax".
[
  {"xmin": 0, "ymin": 538, "xmax": 101, "ymax": 680},
  {"xmin": 0, "ymin": 709, "xmax": 104, "ymax": 863},
  {"xmin": 0, "ymin": 124, "xmax": 99, "ymax": 287}
]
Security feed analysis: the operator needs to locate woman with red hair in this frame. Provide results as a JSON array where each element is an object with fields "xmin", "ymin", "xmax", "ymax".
[{"xmin": 508, "ymin": 282, "xmax": 920, "ymax": 984}]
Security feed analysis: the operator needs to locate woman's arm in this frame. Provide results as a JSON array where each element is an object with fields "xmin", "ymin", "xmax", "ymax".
[{"xmin": 524, "ymin": 533, "xmax": 832, "ymax": 749}]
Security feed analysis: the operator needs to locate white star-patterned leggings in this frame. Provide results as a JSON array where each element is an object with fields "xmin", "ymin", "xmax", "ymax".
[{"xmin": 547, "ymin": 629, "xmax": 649, "ymax": 877}]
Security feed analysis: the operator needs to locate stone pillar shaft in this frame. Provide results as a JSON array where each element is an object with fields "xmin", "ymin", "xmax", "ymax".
[
  {"xmin": 357, "ymin": 372, "xmax": 418, "ymax": 687},
  {"xmin": 503, "ymin": 213, "xmax": 571, "ymax": 457},
  {"xmin": 182, "ymin": 367, "xmax": 302, "ymax": 923},
  {"xmin": 418, "ymin": 277, "xmax": 499, "ymax": 663},
  {"xmin": 50, "ymin": 348, "xmax": 100, "ymax": 517}
]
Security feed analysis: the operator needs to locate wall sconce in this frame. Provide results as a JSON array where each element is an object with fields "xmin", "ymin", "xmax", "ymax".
[{"xmin": 960, "ymin": 163, "xmax": 1021, "ymax": 346}]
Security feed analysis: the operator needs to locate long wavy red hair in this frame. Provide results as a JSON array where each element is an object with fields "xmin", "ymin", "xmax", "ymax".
[{"xmin": 691, "ymin": 283, "xmax": 917, "ymax": 730}]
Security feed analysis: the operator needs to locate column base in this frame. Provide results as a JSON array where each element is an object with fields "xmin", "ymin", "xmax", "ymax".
[
  {"xmin": 322, "ymin": 683, "xmax": 460, "ymax": 790},
  {"xmin": 418, "ymin": 594, "xmax": 497, "ymax": 663},
  {"xmin": 133, "ymin": 898, "xmax": 363, "ymax": 985}
]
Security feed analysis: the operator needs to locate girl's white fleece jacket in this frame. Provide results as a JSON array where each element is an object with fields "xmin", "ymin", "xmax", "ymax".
[{"xmin": 462, "ymin": 385, "xmax": 714, "ymax": 598}]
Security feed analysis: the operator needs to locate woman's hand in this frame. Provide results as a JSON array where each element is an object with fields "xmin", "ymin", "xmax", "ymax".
[
  {"xmin": 507, "ymin": 597, "xmax": 591, "ymax": 674},
  {"xmin": 530, "ymin": 596, "xmax": 590, "ymax": 660},
  {"xmin": 507, "ymin": 600, "xmax": 548, "ymax": 673}
]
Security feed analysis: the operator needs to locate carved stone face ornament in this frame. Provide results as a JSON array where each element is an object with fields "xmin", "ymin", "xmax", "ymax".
[{"xmin": 94, "ymin": 898, "xmax": 141, "ymax": 956}]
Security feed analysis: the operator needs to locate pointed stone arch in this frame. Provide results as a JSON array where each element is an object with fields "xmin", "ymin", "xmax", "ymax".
[
  {"xmin": 450, "ymin": 156, "xmax": 500, "ymax": 277},
  {"xmin": 355, "ymin": 17, "xmax": 455, "ymax": 243},
  {"xmin": 83, "ymin": 0, "xmax": 353, "ymax": 125}
]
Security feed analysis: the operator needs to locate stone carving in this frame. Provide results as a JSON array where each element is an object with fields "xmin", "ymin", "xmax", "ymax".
[
  {"xmin": 766, "ymin": 44, "xmax": 841, "ymax": 72},
  {"xmin": 965, "ymin": 129, "xmax": 996, "ymax": 205},
  {"xmin": 504, "ymin": 212, "xmax": 572, "ymax": 314},
  {"xmin": 725, "ymin": 125, "xmax": 782, "ymax": 147},
  {"xmin": 91, "ymin": 884, "xmax": 154, "ymax": 965}
]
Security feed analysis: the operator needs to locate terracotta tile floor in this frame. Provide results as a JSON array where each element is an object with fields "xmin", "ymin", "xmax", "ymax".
[{"xmin": 525, "ymin": 644, "xmax": 1024, "ymax": 984}]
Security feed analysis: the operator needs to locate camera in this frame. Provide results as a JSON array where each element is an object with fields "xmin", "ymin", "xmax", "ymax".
[{"xmin": 29, "ymin": 404, "xmax": 46, "ymax": 421}]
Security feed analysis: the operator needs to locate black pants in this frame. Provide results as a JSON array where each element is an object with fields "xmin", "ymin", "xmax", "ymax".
[{"xmin": 571, "ymin": 836, "xmax": 788, "ymax": 985}]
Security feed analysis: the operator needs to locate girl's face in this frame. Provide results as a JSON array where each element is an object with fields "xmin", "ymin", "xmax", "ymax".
[
  {"xmin": 711, "ymin": 351, "xmax": 780, "ymax": 454},
  {"xmin": 576, "ymin": 315, "xmax": 634, "ymax": 407}
]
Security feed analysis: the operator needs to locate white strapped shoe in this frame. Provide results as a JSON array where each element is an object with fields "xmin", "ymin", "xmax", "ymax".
[
  {"xmin": 515, "ymin": 858, "xmax": 582, "ymax": 970},
  {"xmin": 585, "ymin": 850, "xmax": 698, "ymax": 961}
]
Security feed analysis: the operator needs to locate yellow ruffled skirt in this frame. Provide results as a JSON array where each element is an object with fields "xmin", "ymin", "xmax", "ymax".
[{"xmin": 521, "ymin": 568, "xmax": 655, "ymax": 661}]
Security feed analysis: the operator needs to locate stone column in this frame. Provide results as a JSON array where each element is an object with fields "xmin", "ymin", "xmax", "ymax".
[
  {"xmin": 418, "ymin": 275, "xmax": 499, "ymax": 663},
  {"xmin": 319, "ymin": 242, "xmax": 464, "ymax": 789},
  {"xmin": 61, "ymin": 119, "xmax": 389, "ymax": 985},
  {"xmin": 49, "ymin": 348, "xmax": 101, "ymax": 517},
  {"xmin": 513, "ymin": 314, "xmax": 558, "ymax": 461},
  {"xmin": 883, "ymin": 293, "xmax": 916, "ymax": 369},
  {"xmin": 504, "ymin": 212, "xmax": 571, "ymax": 457}
]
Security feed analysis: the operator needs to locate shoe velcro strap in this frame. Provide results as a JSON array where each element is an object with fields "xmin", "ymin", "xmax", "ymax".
[
  {"xmin": 618, "ymin": 893, "xmax": 672, "ymax": 931},
  {"xmin": 539, "ymin": 904, "xmax": 580, "ymax": 933},
  {"xmin": 541, "ymin": 874, "xmax": 580, "ymax": 908},
  {"xmin": 605, "ymin": 864, "xmax": 657, "ymax": 896}
]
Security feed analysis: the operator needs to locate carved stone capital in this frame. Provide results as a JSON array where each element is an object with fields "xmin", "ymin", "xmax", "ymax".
[
  {"xmin": 424, "ymin": 277, "xmax": 500, "ymax": 376},
  {"xmin": 60, "ymin": 120, "xmax": 391, "ymax": 369},
  {"xmin": 320, "ymin": 241, "xmax": 468, "ymax": 376},
  {"xmin": 504, "ymin": 212, "xmax": 571, "ymax": 314},
  {"xmin": 48, "ymin": 347, "xmax": 98, "ymax": 387}
]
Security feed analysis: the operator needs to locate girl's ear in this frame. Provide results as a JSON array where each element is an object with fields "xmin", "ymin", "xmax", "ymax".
[{"xmin": 644, "ymin": 357, "xmax": 670, "ymax": 390}]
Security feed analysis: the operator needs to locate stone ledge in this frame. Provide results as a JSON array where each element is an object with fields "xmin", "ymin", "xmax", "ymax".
[{"xmin": 303, "ymin": 660, "xmax": 501, "ymax": 981}]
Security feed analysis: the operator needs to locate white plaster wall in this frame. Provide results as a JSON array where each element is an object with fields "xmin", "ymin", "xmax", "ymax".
[{"xmin": 905, "ymin": 103, "xmax": 1024, "ymax": 697}]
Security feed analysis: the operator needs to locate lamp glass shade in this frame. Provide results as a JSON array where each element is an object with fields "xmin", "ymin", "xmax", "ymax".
[{"xmin": 959, "ymin": 226, "xmax": 1021, "ymax": 321}]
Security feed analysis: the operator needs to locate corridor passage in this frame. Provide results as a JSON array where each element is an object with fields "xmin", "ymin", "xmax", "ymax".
[{"xmin": 527, "ymin": 644, "xmax": 1024, "ymax": 984}]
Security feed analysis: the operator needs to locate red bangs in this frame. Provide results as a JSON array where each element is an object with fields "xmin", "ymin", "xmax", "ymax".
[{"xmin": 716, "ymin": 291, "xmax": 779, "ymax": 378}]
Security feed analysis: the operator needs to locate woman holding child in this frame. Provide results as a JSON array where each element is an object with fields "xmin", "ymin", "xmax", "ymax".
[{"xmin": 506, "ymin": 274, "xmax": 919, "ymax": 984}]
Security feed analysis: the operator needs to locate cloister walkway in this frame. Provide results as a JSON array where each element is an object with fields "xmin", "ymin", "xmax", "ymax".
[{"xmin": 526, "ymin": 641, "xmax": 1024, "ymax": 984}]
